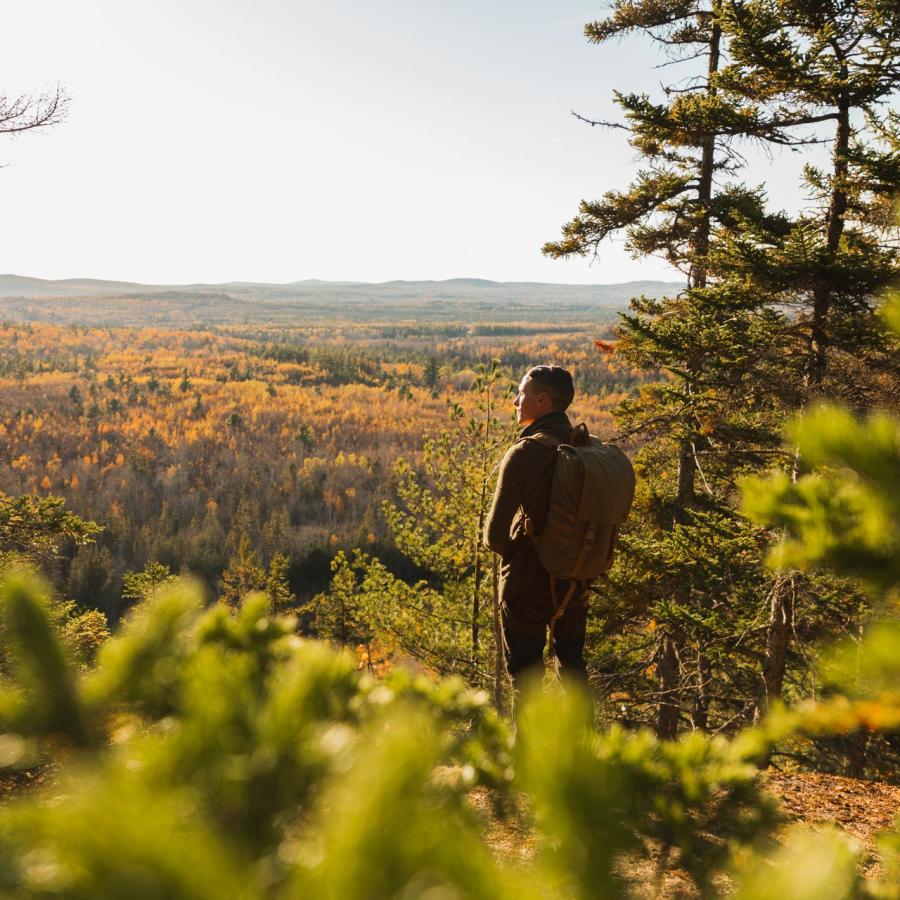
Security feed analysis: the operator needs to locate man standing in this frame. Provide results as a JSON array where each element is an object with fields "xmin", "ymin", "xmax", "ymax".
[{"xmin": 483, "ymin": 365, "xmax": 588, "ymax": 692}]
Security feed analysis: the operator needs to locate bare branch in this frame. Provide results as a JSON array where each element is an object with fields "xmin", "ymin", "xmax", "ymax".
[
  {"xmin": 570, "ymin": 109, "xmax": 632, "ymax": 131},
  {"xmin": 0, "ymin": 83, "xmax": 69, "ymax": 137}
]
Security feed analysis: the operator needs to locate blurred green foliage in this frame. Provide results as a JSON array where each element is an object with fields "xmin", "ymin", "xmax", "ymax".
[
  {"xmin": 742, "ymin": 404, "xmax": 900, "ymax": 599},
  {"xmin": 0, "ymin": 572, "xmax": 766, "ymax": 898},
  {"xmin": 0, "ymin": 572, "xmax": 522, "ymax": 898},
  {"xmin": 1, "ymin": 565, "xmax": 898, "ymax": 898},
  {"xmin": 743, "ymin": 291, "xmax": 900, "ymax": 604}
]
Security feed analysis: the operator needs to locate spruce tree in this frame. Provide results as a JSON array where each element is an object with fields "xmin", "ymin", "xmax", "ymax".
[
  {"xmin": 545, "ymin": 0, "xmax": 900, "ymax": 738},
  {"xmin": 265, "ymin": 552, "xmax": 296, "ymax": 612},
  {"xmin": 716, "ymin": 0, "xmax": 900, "ymax": 392},
  {"xmin": 713, "ymin": 0, "xmax": 900, "ymax": 714},
  {"xmin": 0, "ymin": 492, "xmax": 101, "ymax": 566},
  {"xmin": 545, "ymin": 0, "xmax": 792, "ymax": 737},
  {"xmin": 220, "ymin": 535, "xmax": 267, "ymax": 606},
  {"xmin": 121, "ymin": 561, "xmax": 177, "ymax": 606}
]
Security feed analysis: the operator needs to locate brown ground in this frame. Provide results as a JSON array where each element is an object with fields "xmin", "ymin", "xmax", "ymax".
[
  {"xmin": 0, "ymin": 766, "xmax": 51, "ymax": 799},
  {"xmin": 766, "ymin": 771, "xmax": 900, "ymax": 879},
  {"xmin": 470, "ymin": 771, "xmax": 900, "ymax": 895},
  {"xmin": 4, "ymin": 766, "xmax": 899, "ymax": 893}
]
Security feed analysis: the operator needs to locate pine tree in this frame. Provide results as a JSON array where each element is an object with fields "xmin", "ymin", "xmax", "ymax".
[
  {"xmin": 544, "ymin": 0, "xmax": 900, "ymax": 738},
  {"xmin": 0, "ymin": 492, "xmax": 101, "ymax": 565},
  {"xmin": 265, "ymin": 552, "xmax": 295, "ymax": 612},
  {"xmin": 121, "ymin": 560, "xmax": 177, "ymax": 606},
  {"xmin": 714, "ymin": 0, "xmax": 900, "ymax": 396},
  {"xmin": 545, "ymin": 0, "xmax": 793, "ymax": 737},
  {"xmin": 424, "ymin": 356, "xmax": 440, "ymax": 394},
  {"xmin": 713, "ymin": 0, "xmax": 900, "ymax": 715},
  {"xmin": 220, "ymin": 535, "xmax": 267, "ymax": 606},
  {"xmin": 741, "ymin": 290, "xmax": 900, "ymax": 773},
  {"xmin": 315, "ymin": 363, "xmax": 516, "ymax": 693}
]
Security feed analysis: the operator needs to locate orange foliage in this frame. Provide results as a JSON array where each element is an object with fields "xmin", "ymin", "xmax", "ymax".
[{"xmin": 0, "ymin": 320, "xmax": 637, "ymax": 613}]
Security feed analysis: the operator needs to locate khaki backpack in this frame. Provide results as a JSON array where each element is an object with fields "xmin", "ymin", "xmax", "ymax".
[{"xmin": 521, "ymin": 424, "xmax": 635, "ymax": 643}]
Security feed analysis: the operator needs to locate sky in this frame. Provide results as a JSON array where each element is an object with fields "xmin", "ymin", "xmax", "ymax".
[{"xmin": 2, "ymin": 1, "xmax": 822, "ymax": 285}]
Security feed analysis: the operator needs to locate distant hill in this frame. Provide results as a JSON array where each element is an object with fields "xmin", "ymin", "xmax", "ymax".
[
  {"xmin": 0, "ymin": 274, "xmax": 684, "ymax": 328},
  {"xmin": 0, "ymin": 274, "xmax": 150, "ymax": 297}
]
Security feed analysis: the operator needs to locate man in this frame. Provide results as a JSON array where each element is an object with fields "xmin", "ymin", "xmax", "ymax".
[{"xmin": 483, "ymin": 365, "xmax": 588, "ymax": 691}]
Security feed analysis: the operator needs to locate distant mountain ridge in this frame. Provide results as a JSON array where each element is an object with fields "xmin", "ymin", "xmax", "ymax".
[
  {"xmin": 0, "ymin": 273, "xmax": 684, "ymax": 328},
  {"xmin": 0, "ymin": 273, "xmax": 682, "ymax": 300}
]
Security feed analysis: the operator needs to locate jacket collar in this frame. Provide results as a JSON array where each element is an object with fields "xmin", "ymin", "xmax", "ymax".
[{"xmin": 519, "ymin": 410, "xmax": 572, "ymax": 439}]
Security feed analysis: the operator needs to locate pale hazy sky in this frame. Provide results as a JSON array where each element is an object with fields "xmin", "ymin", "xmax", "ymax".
[{"xmin": 3, "ymin": 1, "xmax": 819, "ymax": 285}]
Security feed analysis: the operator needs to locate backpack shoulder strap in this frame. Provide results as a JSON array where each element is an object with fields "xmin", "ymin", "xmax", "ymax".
[
  {"xmin": 518, "ymin": 424, "xmax": 592, "ymax": 451},
  {"xmin": 516, "ymin": 431, "xmax": 563, "ymax": 451},
  {"xmin": 515, "ymin": 432, "xmax": 563, "ymax": 539}
]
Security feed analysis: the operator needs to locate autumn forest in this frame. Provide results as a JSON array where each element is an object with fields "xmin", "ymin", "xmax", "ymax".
[
  {"xmin": 2, "ymin": 1, "xmax": 900, "ymax": 896},
  {"xmin": 0, "ymin": 315, "xmax": 636, "ymax": 619}
]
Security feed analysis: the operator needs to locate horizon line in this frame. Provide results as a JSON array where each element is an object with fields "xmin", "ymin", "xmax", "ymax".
[{"xmin": 1, "ymin": 272, "xmax": 686, "ymax": 290}]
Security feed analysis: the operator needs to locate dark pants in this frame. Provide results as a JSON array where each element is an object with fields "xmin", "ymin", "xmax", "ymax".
[{"xmin": 501, "ymin": 578, "xmax": 589, "ymax": 692}]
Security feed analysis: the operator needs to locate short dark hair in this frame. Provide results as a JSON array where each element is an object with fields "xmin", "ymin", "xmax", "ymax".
[{"xmin": 526, "ymin": 365, "xmax": 574, "ymax": 411}]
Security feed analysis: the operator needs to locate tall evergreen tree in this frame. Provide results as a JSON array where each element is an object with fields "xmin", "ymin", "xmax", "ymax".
[
  {"xmin": 548, "ymin": 0, "xmax": 900, "ymax": 736},
  {"xmin": 545, "ymin": 0, "xmax": 797, "ymax": 737},
  {"xmin": 717, "ymin": 0, "xmax": 900, "ymax": 391},
  {"xmin": 713, "ymin": 0, "xmax": 900, "ymax": 715}
]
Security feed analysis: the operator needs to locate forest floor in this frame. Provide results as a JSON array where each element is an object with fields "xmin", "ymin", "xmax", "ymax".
[
  {"xmin": 470, "ymin": 770, "xmax": 900, "ymax": 896},
  {"xmin": 2, "ymin": 766, "xmax": 898, "ymax": 895}
]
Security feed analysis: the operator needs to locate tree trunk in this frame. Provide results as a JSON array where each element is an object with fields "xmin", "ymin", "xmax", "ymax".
[
  {"xmin": 755, "ymin": 90, "xmax": 851, "ymax": 757},
  {"xmin": 471, "ymin": 530, "xmax": 482, "ymax": 678},
  {"xmin": 676, "ymin": 440, "xmax": 696, "ymax": 506},
  {"xmin": 669, "ymin": 443, "xmax": 695, "ymax": 734},
  {"xmin": 842, "ymin": 736, "xmax": 867, "ymax": 779},
  {"xmin": 662, "ymin": 9, "xmax": 722, "ymax": 738},
  {"xmin": 808, "ymin": 92, "xmax": 850, "ymax": 388},
  {"xmin": 471, "ymin": 369, "xmax": 497, "ymax": 682},
  {"xmin": 691, "ymin": 652, "xmax": 713, "ymax": 731},
  {"xmin": 656, "ymin": 634, "xmax": 681, "ymax": 740},
  {"xmin": 755, "ymin": 575, "xmax": 795, "ymax": 723},
  {"xmin": 691, "ymin": 16, "xmax": 722, "ymax": 290}
]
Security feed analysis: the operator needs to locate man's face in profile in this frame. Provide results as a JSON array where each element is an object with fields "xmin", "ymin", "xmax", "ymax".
[{"xmin": 514, "ymin": 375, "xmax": 547, "ymax": 428}]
